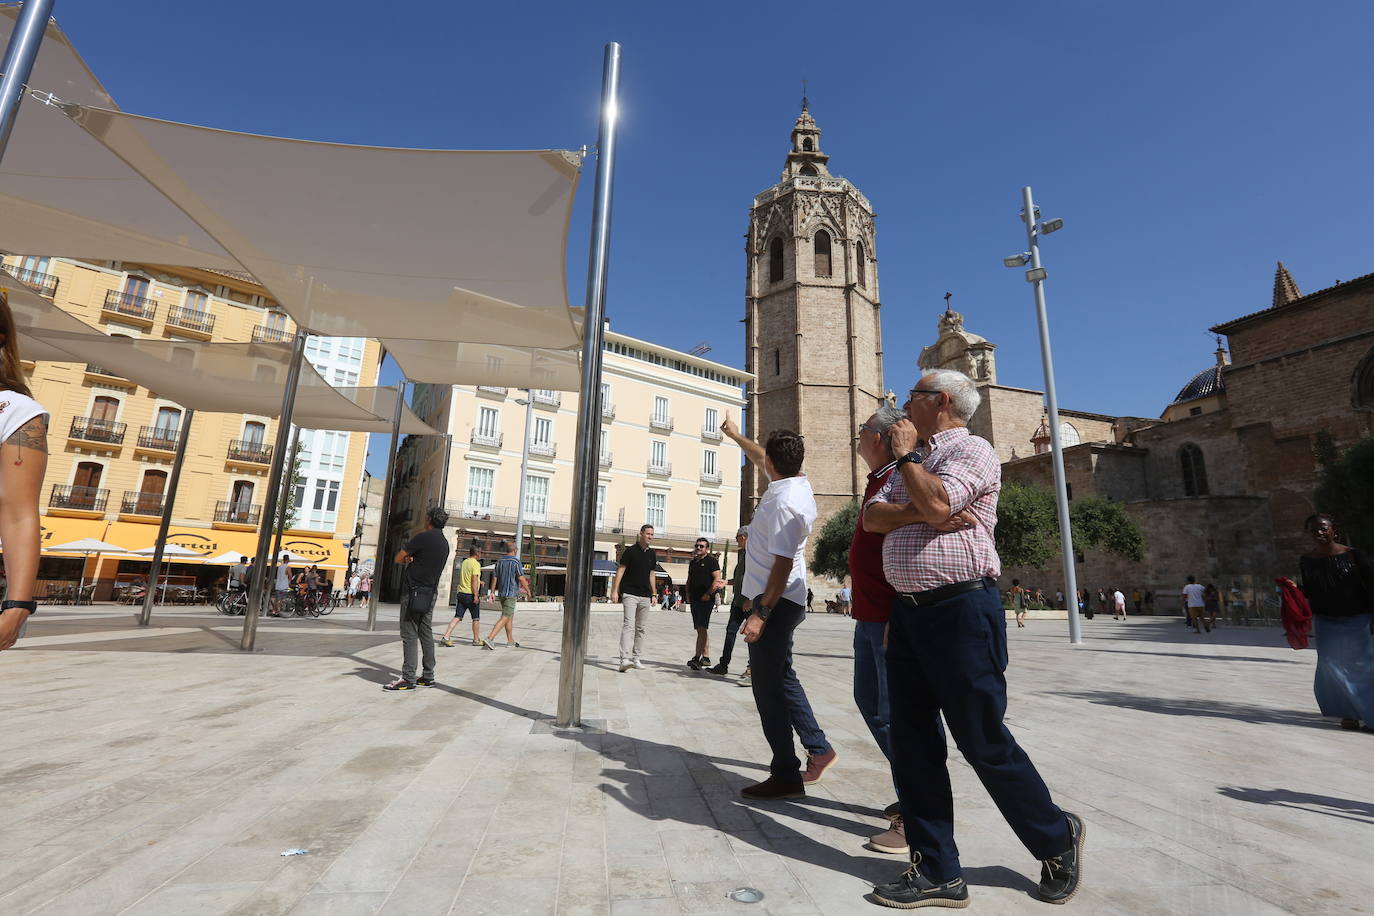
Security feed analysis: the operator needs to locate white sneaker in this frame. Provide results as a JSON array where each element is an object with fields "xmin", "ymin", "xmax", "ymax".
[
  {"xmin": 618, "ymin": 658, "xmax": 633, "ymax": 672},
  {"xmin": 632, "ymin": 657, "xmax": 645, "ymax": 669}
]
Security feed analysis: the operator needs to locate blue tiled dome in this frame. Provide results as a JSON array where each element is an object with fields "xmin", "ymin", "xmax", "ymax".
[{"xmin": 1172, "ymin": 366, "xmax": 1225, "ymax": 405}]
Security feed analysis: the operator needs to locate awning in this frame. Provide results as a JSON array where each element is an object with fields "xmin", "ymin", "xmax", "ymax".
[{"xmin": 35, "ymin": 516, "xmax": 350, "ymax": 568}]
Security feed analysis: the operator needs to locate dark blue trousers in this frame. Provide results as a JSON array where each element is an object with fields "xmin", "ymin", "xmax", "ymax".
[
  {"xmin": 718, "ymin": 598, "xmax": 749, "ymax": 667},
  {"xmin": 886, "ymin": 585, "xmax": 1069, "ymax": 881},
  {"xmin": 747, "ymin": 597, "xmax": 831, "ymax": 778}
]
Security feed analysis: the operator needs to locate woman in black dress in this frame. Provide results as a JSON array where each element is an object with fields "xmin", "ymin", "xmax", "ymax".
[{"xmin": 1298, "ymin": 514, "xmax": 1374, "ymax": 730}]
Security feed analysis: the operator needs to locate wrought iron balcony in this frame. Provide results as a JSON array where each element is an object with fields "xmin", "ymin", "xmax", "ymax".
[
  {"xmin": 227, "ymin": 439, "xmax": 273, "ymax": 464},
  {"xmin": 601, "ymin": 402, "xmax": 615, "ymax": 421},
  {"xmin": 598, "ymin": 451, "xmax": 612, "ymax": 468},
  {"xmin": 700, "ymin": 471, "xmax": 722, "ymax": 485},
  {"xmin": 214, "ymin": 500, "xmax": 260, "ymax": 525},
  {"xmin": 121, "ymin": 490, "xmax": 165, "ymax": 516},
  {"xmin": 251, "ymin": 324, "xmax": 291, "ymax": 343},
  {"xmin": 102, "ymin": 289, "xmax": 157, "ymax": 322},
  {"xmin": 470, "ymin": 430, "xmax": 503, "ymax": 448},
  {"xmin": 701, "ymin": 425, "xmax": 722, "ymax": 441},
  {"xmin": 531, "ymin": 390, "xmax": 561, "ymax": 407},
  {"xmin": 136, "ymin": 426, "xmax": 180, "ymax": 451},
  {"xmin": 649, "ymin": 415, "xmax": 674, "ymax": 432},
  {"xmin": 69, "ymin": 416, "xmax": 126, "ymax": 445},
  {"xmin": 50, "ymin": 484, "xmax": 108, "ymax": 512},
  {"xmin": 647, "ymin": 461, "xmax": 672, "ymax": 477},
  {"xmin": 477, "ymin": 385, "xmax": 508, "ymax": 397},
  {"xmin": 3, "ymin": 264, "xmax": 58, "ymax": 298},
  {"xmin": 528, "ymin": 441, "xmax": 556, "ymax": 458},
  {"xmin": 84, "ymin": 364, "xmax": 129, "ymax": 381},
  {"xmin": 165, "ymin": 304, "xmax": 216, "ymax": 335}
]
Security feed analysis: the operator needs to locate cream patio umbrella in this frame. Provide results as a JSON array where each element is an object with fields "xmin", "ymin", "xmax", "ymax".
[{"xmin": 45, "ymin": 538, "xmax": 128, "ymax": 598}]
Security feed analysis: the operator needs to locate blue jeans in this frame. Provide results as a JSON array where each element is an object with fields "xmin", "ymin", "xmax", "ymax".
[
  {"xmin": 747, "ymin": 597, "xmax": 831, "ymax": 778},
  {"xmin": 887, "ymin": 586, "xmax": 1069, "ymax": 881},
  {"xmin": 853, "ymin": 619, "xmax": 891, "ymax": 761}
]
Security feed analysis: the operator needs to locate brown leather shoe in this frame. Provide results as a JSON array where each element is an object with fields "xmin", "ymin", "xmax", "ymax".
[
  {"xmin": 801, "ymin": 749, "xmax": 838, "ymax": 785},
  {"xmin": 741, "ymin": 776, "xmax": 805, "ymax": 799}
]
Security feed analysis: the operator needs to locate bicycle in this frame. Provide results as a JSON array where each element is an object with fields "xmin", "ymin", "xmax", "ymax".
[{"xmin": 217, "ymin": 588, "xmax": 248, "ymax": 616}]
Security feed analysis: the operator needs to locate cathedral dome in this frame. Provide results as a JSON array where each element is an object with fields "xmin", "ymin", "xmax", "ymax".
[{"xmin": 1171, "ymin": 365, "xmax": 1226, "ymax": 405}]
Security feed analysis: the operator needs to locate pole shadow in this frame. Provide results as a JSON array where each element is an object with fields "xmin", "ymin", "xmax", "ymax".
[{"xmin": 1217, "ymin": 786, "xmax": 1374, "ymax": 825}]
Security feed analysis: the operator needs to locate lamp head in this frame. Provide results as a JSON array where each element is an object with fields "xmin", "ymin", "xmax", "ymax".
[
  {"xmin": 1003, "ymin": 253, "xmax": 1030, "ymax": 268},
  {"xmin": 1041, "ymin": 217, "xmax": 1065, "ymax": 234}
]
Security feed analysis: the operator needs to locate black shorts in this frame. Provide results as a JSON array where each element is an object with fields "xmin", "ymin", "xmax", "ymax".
[
  {"xmin": 453, "ymin": 592, "xmax": 480, "ymax": 620},
  {"xmin": 690, "ymin": 599, "xmax": 714, "ymax": 629}
]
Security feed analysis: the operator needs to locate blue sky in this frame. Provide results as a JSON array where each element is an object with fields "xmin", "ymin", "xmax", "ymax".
[{"xmin": 53, "ymin": 1, "xmax": 1374, "ymax": 476}]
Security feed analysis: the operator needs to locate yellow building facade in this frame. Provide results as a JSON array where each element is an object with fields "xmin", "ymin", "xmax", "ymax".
[
  {"xmin": 5, "ymin": 255, "xmax": 381, "ymax": 595},
  {"xmin": 398, "ymin": 329, "xmax": 751, "ymax": 599}
]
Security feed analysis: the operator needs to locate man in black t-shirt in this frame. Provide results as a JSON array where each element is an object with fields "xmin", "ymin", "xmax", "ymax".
[
  {"xmin": 685, "ymin": 538, "xmax": 723, "ymax": 670},
  {"xmin": 610, "ymin": 524, "xmax": 657, "ymax": 672},
  {"xmin": 385, "ymin": 506, "xmax": 451, "ymax": 690}
]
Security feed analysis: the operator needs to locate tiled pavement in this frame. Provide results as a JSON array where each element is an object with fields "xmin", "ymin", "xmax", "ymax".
[{"xmin": 1, "ymin": 604, "xmax": 1369, "ymax": 915}]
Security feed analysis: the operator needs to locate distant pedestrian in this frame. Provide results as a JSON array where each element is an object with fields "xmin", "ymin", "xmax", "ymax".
[
  {"xmin": 271, "ymin": 555, "xmax": 293, "ymax": 616},
  {"xmin": 1011, "ymin": 578, "xmax": 1027, "ymax": 628},
  {"xmin": 441, "ymin": 546, "xmax": 483, "ymax": 647},
  {"xmin": 1112, "ymin": 587, "xmax": 1126, "ymax": 620},
  {"xmin": 611, "ymin": 525, "xmax": 657, "ymax": 672},
  {"xmin": 709, "ymin": 527, "xmax": 750, "ymax": 678},
  {"xmin": 1181, "ymin": 575, "xmax": 1208, "ymax": 633},
  {"xmin": 1144, "ymin": 589, "xmax": 1154, "ymax": 612},
  {"xmin": 1132, "ymin": 588, "xmax": 1143, "ymax": 614},
  {"xmin": 837, "ymin": 585, "xmax": 852, "ymax": 616},
  {"xmin": 1096, "ymin": 588, "xmax": 1108, "ymax": 617},
  {"xmin": 1298, "ymin": 513, "xmax": 1374, "ymax": 730},
  {"xmin": 806, "ymin": 587, "xmax": 814, "ymax": 613},
  {"xmin": 347, "ymin": 570, "xmax": 361, "ymax": 606},
  {"xmin": 685, "ymin": 538, "xmax": 724, "ymax": 670},
  {"xmin": 1079, "ymin": 587, "xmax": 1092, "ymax": 619},
  {"xmin": 483, "ymin": 541, "xmax": 530, "ymax": 649},
  {"xmin": 358, "ymin": 573, "xmax": 372, "ymax": 605},
  {"xmin": 384, "ymin": 506, "xmax": 451, "ymax": 690},
  {"xmin": 227, "ymin": 556, "xmax": 249, "ymax": 594},
  {"xmin": 1055, "ymin": 589, "xmax": 1064, "ymax": 610},
  {"xmin": 1203, "ymin": 583, "xmax": 1221, "ymax": 630}
]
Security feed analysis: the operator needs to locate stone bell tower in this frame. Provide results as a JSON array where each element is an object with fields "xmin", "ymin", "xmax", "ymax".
[{"xmin": 742, "ymin": 101, "xmax": 886, "ymax": 534}]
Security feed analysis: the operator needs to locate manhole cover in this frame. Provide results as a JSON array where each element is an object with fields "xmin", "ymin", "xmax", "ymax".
[{"xmin": 729, "ymin": 887, "xmax": 764, "ymax": 904}]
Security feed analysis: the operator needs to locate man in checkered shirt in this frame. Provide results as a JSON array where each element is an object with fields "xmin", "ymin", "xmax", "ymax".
[{"xmin": 862, "ymin": 368, "xmax": 1085, "ymax": 910}]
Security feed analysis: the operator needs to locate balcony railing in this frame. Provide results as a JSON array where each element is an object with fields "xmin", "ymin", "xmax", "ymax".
[
  {"xmin": 69, "ymin": 416, "xmax": 126, "ymax": 445},
  {"xmin": 601, "ymin": 402, "xmax": 615, "ymax": 421},
  {"xmin": 531, "ymin": 390, "xmax": 561, "ymax": 407},
  {"xmin": 470, "ymin": 430, "xmax": 503, "ymax": 448},
  {"xmin": 647, "ymin": 461, "xmax": 672, "ymax": 477},
  {"xmin": 700, "ymin": 471, "xmax": 722, "ymax": 485},
  {"xmin": 227, "ymin": 439, "xmax": 273, "ymax": 464},
  {"xmin": 477, "ymin": 385, "xmax": 508, "ymax": 396},
  {"xmin": 702, "ymin": 425, "xmax": 722, "ymax": 441},
  {"xmin": 50, "ymin": 484, "xmax": 108, "ymax": 512},
  {"xmin": 599, "ymin": 451, "xmax": 612, "ymax": 468},
  {"xmin": 102, "ymin": 289, "xmax": 157, "ymax": 321},
  {"xmin": 121, "ymin": 490, "xmax": 165, "ymax": 516},
  {"xmin": 3, "ymin": 264, "xmax": 58, "ymax": 298},
  {"xmin": 166, "ymin": 304, "xmax": 216, "ymax": 335},
  {"xmin": 528, "ymin": 441, "xmax": 556, "ymax": 458},
  {"xmin": 215, "ymin": 500, "xmax": 260, "ymax": 525},
  {"xmin": 251, "ymin": 324, "xmax": 291, "ymax": 343},
  {"xmin": 84, "ymin": 364, "xmax": 129, "ymax": 381},
  {"xmin": 649, "ymin": 415, "xmax": 674, "ymax": 432},
  {"xmin": 136, "ymin": 426, "xmax": 180, "ymax": 451}
]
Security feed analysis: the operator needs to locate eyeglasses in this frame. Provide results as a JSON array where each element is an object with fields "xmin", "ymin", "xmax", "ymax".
[
  {"xmin": 907, "ymin": 388, "xmax": 943, "ymax": 400},
  {"xmin": 857, "ymin": 423, "xmax": 879, "ymax": 435}
]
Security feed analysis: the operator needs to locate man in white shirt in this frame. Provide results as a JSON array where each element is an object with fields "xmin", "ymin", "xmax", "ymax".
[
  {"xmin": 1111, "ymin": 588, "xmax": 1127, "ymax": 621},
  {"xmin": 1181, "ymin": 575, "xmax": 1208, "ymax": 633},
  {"xmin": 723, "ymin": 417, "xmax": 836, "ymax": 799}
]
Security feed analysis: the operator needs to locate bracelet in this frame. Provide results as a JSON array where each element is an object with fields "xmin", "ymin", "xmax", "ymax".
[{"xmin": 2, "ymin": 599, "xmax": 37, "ymax": 615}]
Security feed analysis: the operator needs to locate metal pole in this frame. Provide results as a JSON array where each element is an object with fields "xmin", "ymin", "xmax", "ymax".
[
  {"xmin": 139, "ymin": 409, "xmax": 194, "ymax": 626},
  {"xmin": 1021, "ymin": 186, "xmax": 1082, "ymax": 645},
  {"xmin": 0, "ymin": 0, "xmax": 56, "ymax": 161},
  {"xmin": 514, "ymin": 393, "xmax": 533, "ymax": 564},
  {"xmin": 367, "ymin": 381, "xmax": 406, "ymax": 632},
  {"xmin": 438, "ymin": 433, "xmax": 452, "ymax": 513},
  {"xmin": 242, "ymin": 331, "xmax": 308, "ymax": 650},
  {"xmin": 557, "ymin": 42, "xmax": 621, "ymax": 727}
]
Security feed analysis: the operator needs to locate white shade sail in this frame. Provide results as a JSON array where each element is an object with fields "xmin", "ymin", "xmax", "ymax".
[{"xmin": 383, "ymin": 339, "xmax": 582, "ymax": 390}]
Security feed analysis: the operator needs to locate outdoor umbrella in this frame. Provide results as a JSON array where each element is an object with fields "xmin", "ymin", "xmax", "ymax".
[
  {"xmin": 204, "ymin": 551, "xmax": 248, "ymax": 565},
  {"xmin": 45, "ymin": 538, "xmax": 127, "ymax": 597},
  {"xmin": 129, "ymin": 544, "xmax": 203, "ymax": 601}
]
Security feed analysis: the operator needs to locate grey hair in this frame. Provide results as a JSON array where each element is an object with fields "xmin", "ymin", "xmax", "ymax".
[
  {"xmin": 919, "ymin": 369, "xmax": 981, "ymax": 422},
  {"xmin": 870, "ymin": 404, "xmax": 906, "ymax": 435}
]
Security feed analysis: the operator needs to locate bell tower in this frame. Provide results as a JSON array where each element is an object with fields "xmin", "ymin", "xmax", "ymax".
[{"xmin": 742, "ymin": 102, "xmax": 886, "ymax": 533}]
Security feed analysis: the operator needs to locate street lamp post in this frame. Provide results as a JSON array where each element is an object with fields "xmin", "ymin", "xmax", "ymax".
[
  {"xmin": 1004, "ymin": 186, "xmax": 1081, "ymax": 645},
  {"xmin": 513, "ymin": 393, "xmax": 534, "ymax": 566}
]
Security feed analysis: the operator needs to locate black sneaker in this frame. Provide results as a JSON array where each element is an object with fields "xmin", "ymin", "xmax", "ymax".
[
  {"xmin": 699, "ymin": 656, "xmax": 711, "ymax": 667},
  {"xmin": 687, "ymin": 656, "xmax": 702, "ymax": 670},
  {"xmin": 415, "ymin": 676, "xmax": 436, "ymax": 687},
  {"xmin": 872, "ymin": 861, "xmax": 970, "ymax": 909},
  {"xmin": 708, "ymin": 662, "xmax": 728, "ymax": 675},
  {"xmin": 1038, "ymin": 812, "xmax": 1086, "ymax": 904},
  {"xmin": 383, "ymin": 678, "xmax": 415, "ymax": 691}
]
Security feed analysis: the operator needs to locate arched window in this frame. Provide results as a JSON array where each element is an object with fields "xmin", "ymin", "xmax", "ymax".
[
  {"xmin": 1059, "ymin": 422, "xmax": 1081, "ymax": 446},
  {"xmin": 73, "ymin": 461, "xmax": 103, "ymax": 507},
  {"xmin": 243, "ymin": 421, "xmax": 266, "ymax": 444},
  {"xmin": 814, "ymin": 229, "xmax": 832, "ymax": 277},
  {"xmin": 1180, "ymin": 443, "xmax": 1209, "ymax": 496},
  {"xmin": 1354, "ymin": 345, "xmax": 1374, "ymax": 409},
  {"xmin": 768, "ymin": 237, "xmax": 784, "ymax": 283},
  {"xmin": 137, "ymin": 470, "xmax": 167, "ymax": 513},
  {"xmin": 799, "ymin": 164, "xmax": 818, "ymax": 176},
  {"xmin": 802, "ymin": 137, "xmax": 813, "ymax": 151},
  {"xmin": 856, "ymin": 240, "xmax": 867, "ymax": 287},
  {"xmin": 231, "ymin": 480, "xmax": 255, "ymax": 508},
  {"xmin": 155, "ymin": 406, "xmax": 181, "ymax": 435}
]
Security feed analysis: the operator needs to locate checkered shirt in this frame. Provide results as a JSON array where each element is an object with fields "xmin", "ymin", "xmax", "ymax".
[{"xmin": 867, "ymin": 427, "xmax": 1002, "ymax": 593}]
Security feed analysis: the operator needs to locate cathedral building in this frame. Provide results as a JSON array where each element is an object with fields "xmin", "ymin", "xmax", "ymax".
[{"xmin": 742, "ymin": 103, "xmax": 886, "ymax": 531}]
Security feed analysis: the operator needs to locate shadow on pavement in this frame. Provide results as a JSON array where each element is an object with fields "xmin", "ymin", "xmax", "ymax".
[
  {"xmin": 1054, "ymin": 689, "xmax": 1331, "ymax": 730},
  {"xmin": 1082, "ymin": 648, "xmax": 1304, "ymax": 665},
  {"xmin": 1217, "ymin": 786, "xmax": 1374, "ymax": 824}
]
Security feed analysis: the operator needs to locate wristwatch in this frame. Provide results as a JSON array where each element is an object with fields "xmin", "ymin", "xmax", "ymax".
[
  {"xmin": 2, "ymin": 599, "xmax": 37, "ymax": 616},
  {"xmin": 895, "ymin": 451, "xmax": 924, "ymax": 469},
  {"xmin": 752, "ymin": 594, "xmax": 773, "ymax": 620}
]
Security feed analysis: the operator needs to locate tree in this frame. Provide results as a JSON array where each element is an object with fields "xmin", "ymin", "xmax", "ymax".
[
  {"xmin": 995, "ymin": 481, "xmax": 1145, "ymax": 566},
  {"xmin": 1071, "ymin": 496, "xmax": 1145, "ymax": 562},
  {"xmin": 1314, "ymin": 434, "xmax": 1374, "ymax": 549},
  {"xmin": 273, "ymin": 435, "xmax": 304, "ymax": 537},
  {"xmin": 810, "ymin": 500, "xmax": 859, "ymax": 581}
]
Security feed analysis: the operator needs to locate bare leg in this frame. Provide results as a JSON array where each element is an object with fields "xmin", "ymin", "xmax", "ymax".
[
  {"xmin": 694, "ymin": 627, "xmax": 708, "ymax": 659},
  {"xmin": 471, "ymin": 617, "xmax": 481, "ymax": 642}
]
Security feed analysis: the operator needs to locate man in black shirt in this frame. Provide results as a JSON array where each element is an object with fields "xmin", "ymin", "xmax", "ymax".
[
  {"xmin": 385, "ymin": 506, "xmax": 451, "ymax": 690},
  {"xmin": 610, "ymin": 524, "xmax": 657, "ymax": 673},
  {"xmin": 686, "ymin": 537, "xmax": 723, "ymax": 670}
]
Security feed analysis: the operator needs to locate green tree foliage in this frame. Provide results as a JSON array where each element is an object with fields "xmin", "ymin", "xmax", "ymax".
[
  {"xmin": 1314, "ymin": 435, "xmax": 1374, "ymax": 549},
  {"xmin": 995, "ymin": 481, "xmax": 1145, "ymax": 566},
  {"xmin": 810, "ymin": 500, "xmax": 860, "ymax": 581},
  {"xmin": 273, "ymin": 436, "xmax": 304, "ymax": 537}
]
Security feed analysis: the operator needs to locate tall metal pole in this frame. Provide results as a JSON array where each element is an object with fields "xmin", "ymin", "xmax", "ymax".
[
  {"xmin": 1021, "ymin": 186, "xmax": 1082, "ymax": 645},
  {"xmin": 557, "ymin": 42, "xmax": 621, "ymax": 727},
  {"xmin": 438, "ymin": 433, "xmax": 452, "ymax": 513},
  {"xmin": 0, "ymin": 0, "xmax": 56, "ymax": 162},
  {"xmin": 513, "ymin": 393, "xmax": 534, "ymax": 564},
  {"xmin": 367, "ymin": 381, "xmax": 406, "ymax": 632},
  {"xmin": 242, "ymin": 331, "xmax": 308, "ymax": 650},
  {"xmin": 270, "ymin": 425, "xmax": 302, "ymax": 569},
  {"xmin": 139, "ymin": 409, "xmax": 194, "ymax": 626}
]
